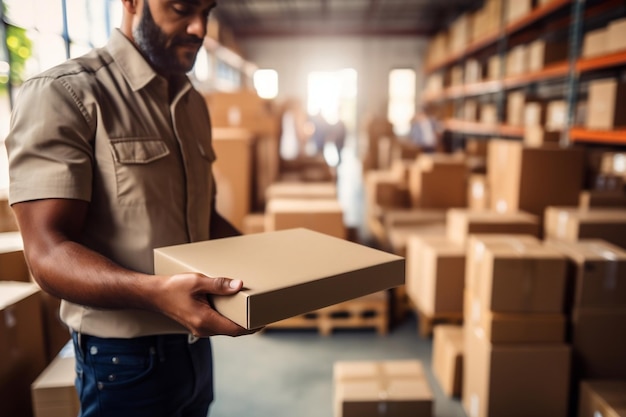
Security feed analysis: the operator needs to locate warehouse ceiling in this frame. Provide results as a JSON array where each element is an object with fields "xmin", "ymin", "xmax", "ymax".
[{"xmin": 214, "ymin": 0, "xmax": 485, "ymax": 38}]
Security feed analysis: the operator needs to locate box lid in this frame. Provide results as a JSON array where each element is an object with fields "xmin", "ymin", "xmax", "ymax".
[{"xmin": 154, "ymin": 228, "xmax": 404, "ymax": 329}]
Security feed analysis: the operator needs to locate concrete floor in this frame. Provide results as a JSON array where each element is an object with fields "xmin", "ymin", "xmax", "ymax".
[{"xmin": 209, "ymin": 314, "xmax": 467, "ymax": 417}]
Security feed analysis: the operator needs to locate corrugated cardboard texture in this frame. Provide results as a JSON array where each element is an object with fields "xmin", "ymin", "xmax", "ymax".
[{"xmin": 154, "ymin": 229, "xmax": 404, "ymax": 329}]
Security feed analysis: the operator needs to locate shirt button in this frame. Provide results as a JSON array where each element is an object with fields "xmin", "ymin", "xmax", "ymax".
[
  {"xmin": 111, "ymin": 357, "xmax": 119, "ymax": 364},
  {"xmin": 97, "ymin": 382, "xmax": 104, "ymax": 390},
  {"xmin": 89, "ymin": 346, "xmax": 98, "ymax": 355},
  {"xmin": 108, "ymin": 374, "xmax": 116, "ymax": 381}
]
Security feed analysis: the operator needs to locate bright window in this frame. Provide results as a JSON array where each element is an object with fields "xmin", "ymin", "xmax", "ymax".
[
  {"xmin": 387, "ymin": 68, "xmax": 416, "ymax": 136},
  {"xmin": 253, "ymin": 69, "xmax": 278, "ymax": 99}
]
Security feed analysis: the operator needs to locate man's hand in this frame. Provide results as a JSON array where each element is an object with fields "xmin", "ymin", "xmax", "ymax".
[{"xmin": 156, "ymin": 273, "xmax": 256, "ymax": 337}]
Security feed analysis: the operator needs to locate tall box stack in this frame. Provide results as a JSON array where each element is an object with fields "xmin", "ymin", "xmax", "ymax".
[
  {"xmin": 0, "ymin": 282, "xmax": 48, "ymax": 417},
  {"xmin": 487, "ymin": 139, "xmax": 585, "ymax": 220},
  {"xmin": 544, "ymin": 240, "xmax": 626, "ymax": 379},
  {"xmin": 408, "ymin": 154, "xmax": 468, "ymax": 209},
  {"xmin": 462, "ymin": 237, "xmax": 571, "ymax": 417},
  {"xmin": 333, "ymin": 360, "xmax": 434, "ymax": 417}
]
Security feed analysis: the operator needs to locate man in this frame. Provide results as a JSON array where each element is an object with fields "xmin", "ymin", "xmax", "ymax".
[{"xmin": 5, "ymin": 1, "xmax": 252, "ymax": 416}]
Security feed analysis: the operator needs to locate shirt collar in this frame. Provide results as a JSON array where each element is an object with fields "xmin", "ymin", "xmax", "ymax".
[{"xmin": 106, "ymin": 29, "xmax": 192, "ymax": 97}]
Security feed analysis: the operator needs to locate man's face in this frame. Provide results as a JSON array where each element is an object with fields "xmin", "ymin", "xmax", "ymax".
[{"xmin": 133, "ymin": 0, "xmax": 216, "ymax": 75}]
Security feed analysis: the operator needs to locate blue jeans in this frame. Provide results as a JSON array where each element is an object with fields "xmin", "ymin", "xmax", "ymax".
[{"xmin": 72, "ymin": 332, "xmax": 214, "ymax": 417}]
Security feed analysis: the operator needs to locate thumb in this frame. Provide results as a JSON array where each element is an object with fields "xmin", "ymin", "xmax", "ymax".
[{"xmin": 203, "ymin": 276, "xmax": 243, "ymax": 295}]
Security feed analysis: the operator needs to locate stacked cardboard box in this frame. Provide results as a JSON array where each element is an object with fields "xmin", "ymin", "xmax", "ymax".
[
  {"xmin": 586, "ymin": 78, "xmax": 626, "ymax": 130},
  {"xmin": 506, "ymin": 91, "xmax": 526, "ymax": 127},
  {"xmin": 405, "ymin": 236, "xmax": 465, "ymax": 317},
  {"xmin": 31, "ymin": 343, "xmax": 79, "ymax": 417},
  {"xmin": 0, "ymin": 232, "xmax": 29, "ymax": 282},
  {"xmin": 0, "ymin": 282, "xmax": 48, "ymax": 417},
  {"xmin": 487, "ymin": 139, "xmax": 585, "ymax": 218},
  {"xmin": 545, "ymin": 240, "xmax": 626, "ymax": 414},
  {"xmin": 333, "ymin": 360, "xmax": 433, "ymax": 417},
  {"xmin": 544, "ymin": 207, "xmax": 626, "ymax": 249},
  {"xmin": 607, "ymin": 18, "xmax": 626, "ymax": 54},
  {"xmin": 432, "ymin": 325, "xmax": 464, "ymax": 398},
  {"xmin": 462, "ymin": 237, "xmax": 571, "ymax": 417},
  {"xmin": 505, "ymin": 0, "xmax": 532, "ymax": 24},
  {"xmin": 446, "ymin": 208, "xmax": 540, "ymax": 245},
  {"xmin": 265, "ymin": 198, "xmax": 346, "ymax": 240},
  {"xmin": 212, "ymin": 128, "xmax": 254, "ymax": 230},
  {"xmin": 582, "ymin": 27, "xmax": 609, "ymax": 58},
  {"xmin": 527, "ymin": 38, "xmax": 568, "ymax": 72},
  {"xmin": 579, "ymin": 190, "xmax": 626, "ymax": 210},
  {"xmin": 408, "ymin": 154, "xmax": 468, "ymax": 209}
]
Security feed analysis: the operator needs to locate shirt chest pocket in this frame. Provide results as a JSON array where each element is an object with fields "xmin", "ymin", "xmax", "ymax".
[{"xmin": 109, "ymin": 138, "xmax": 174, "ymax": 206}]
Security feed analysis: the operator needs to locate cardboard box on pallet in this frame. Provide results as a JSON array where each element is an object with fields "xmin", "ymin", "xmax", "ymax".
[
  {"xmin": 544, "ymin": 207, "xmax": 626, "ymax": 249},
  {"xmin": 570, "ymin": 307, "xmax": 626, "ymax": 380},
  {"xmin": 432, "ymin": 325, "xmax": 464, "ymax": 398},
  {"xmin": 523, "ymin": 126, "xmax": 561, "ymax": 148},
  {"xmin": 472, "ymin": 240, "xmax": 567, "ymax": 314},
  {"xmin": 578, "ymin": 380, "xmax": 626, "ymax": 417},
  {"xmin": 0, "ymin": 281, "xmax": 47, "ymax": 417},
  {"xmin": 464, "ymin": 291, "xmax": 566, "ymax": 344},
  {"xmin": 154, "ymin": 228, "xmax": 405, "ymax": 330},
  {"xmin": 544, "ymin": 239, "xmax": 626, "ymax": 310},
  {"xmin": 265, "ymin": 198, "xmax": 347, "ymax": 239},
  {"xmin": 31, "ymin": 345, "xmax": 79, "ymax": 417},
  {"xmin": 334, "ymin": 360, "xmax": 433, "ymax": 417},
  {"xmin": 463, "ymin": 325, "xmax": 571, "ymax": 417},
  {"xmin": 405, "ymin": 236, "xmax": 465, "ymax": 316},
  {"xmin": 487, "ymin": 139, "xmax": 585, "ymax": 217},
  {"xmin": 446, "ymin": 208, "xmax": 540, "ymax": 246}
]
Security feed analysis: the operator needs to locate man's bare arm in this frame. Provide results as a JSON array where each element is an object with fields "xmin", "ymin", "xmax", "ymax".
[{"xmin": 13, "ymin": 198, "xmax": 250, "ymax": 337}]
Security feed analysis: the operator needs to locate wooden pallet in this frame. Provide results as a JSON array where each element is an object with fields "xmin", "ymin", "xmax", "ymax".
[
  {"xmin": 414, "ymin": 306, "xmax": 463, "ymax": 338},
  {"xmin": 265, "ymin": 291, "xmax": 388, "ymax": 336}
]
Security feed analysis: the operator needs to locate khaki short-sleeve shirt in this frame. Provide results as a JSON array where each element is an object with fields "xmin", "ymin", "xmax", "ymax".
[{"xmin": 6, "ymin": 30, "xmax": 216, "ymax": 338}]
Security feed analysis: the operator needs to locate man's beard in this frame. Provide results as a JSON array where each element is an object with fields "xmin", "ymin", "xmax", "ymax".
[{"xmin": 133, "ymin": 2, "xmax": 203, "ymax": 75}]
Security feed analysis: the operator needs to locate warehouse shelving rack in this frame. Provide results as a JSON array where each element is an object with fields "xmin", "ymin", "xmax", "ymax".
[{"xmin": 422, "ymin": 0, "xmax": 626, "ymax": 147}]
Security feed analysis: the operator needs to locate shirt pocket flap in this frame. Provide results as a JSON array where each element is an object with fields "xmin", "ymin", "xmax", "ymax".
[{"xmin": 110, "ymin": 139, "xmax": 170, "ymax": 164}]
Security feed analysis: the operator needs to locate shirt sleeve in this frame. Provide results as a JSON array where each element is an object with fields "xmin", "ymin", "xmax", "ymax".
[{"xmin": 5, "ymin": 75, "xmax": 96, "ymax": 205}]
